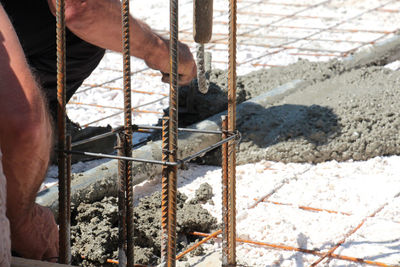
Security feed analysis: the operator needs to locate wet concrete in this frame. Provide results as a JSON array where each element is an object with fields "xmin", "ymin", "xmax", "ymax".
[
  {"xmin": 179, "ymin": 34, "xmax": 400, "ymax": 127},
  {"xmin": 40, "ymin": 35, "xmax": 400, "ymax": 266},
  {"xmin": 235, "ymin": 66, "xmax": 400, "ymax": 164},
  {"xmin": 38, "ymin": 36, "xmax": 400, "ymax": 212},
  {"xmin": 71, "ymin": 186, "xmax": 217, "ymax": 266},
  {"xmin": 182, "ymin": 36, "xmax": 400, "ymax": 164}
]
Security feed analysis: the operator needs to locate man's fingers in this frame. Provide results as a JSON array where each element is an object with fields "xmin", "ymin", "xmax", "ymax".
[
  {"xmin": 161, "ymin": 72, "xmax": 193, "ymax": 86},
  {"xmin": 161, "ymin": 72, "xmax": 170, "ymax": 84},
  {"xmin": 178, "ymin": 75, "xmax": 193, "ymax": 86}
]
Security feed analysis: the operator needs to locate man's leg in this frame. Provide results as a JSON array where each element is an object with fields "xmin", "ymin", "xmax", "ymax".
[{"xmin": 0, "ymin": 5, "xmax": 58, "ymax": 261}]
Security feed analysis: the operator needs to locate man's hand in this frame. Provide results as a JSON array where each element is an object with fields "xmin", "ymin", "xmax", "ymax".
[
  {"xmin": 11, "ymin": 204, "xmax": 59, "ymax": 262},
  {"xmin": 145, "ymin": 36, "xmax": 197, "ymax": 86}
]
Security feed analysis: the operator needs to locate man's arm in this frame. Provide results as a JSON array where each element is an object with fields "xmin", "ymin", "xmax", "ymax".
[
  {"xmin": 47, "ymin": 0, "xmax": 196, "ymax": 85},
  {"xmin": 0, "ymin": 5, "xmax": 58, "ymax": 260}
]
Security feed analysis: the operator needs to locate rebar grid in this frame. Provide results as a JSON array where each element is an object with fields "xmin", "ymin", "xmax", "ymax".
[
  {"xmin": 174, "ymin": 190, "xmax": 400, "ymax": 267},
  {"xmin": 65, "ymin": 0, "xmax": 399, "ymax": 128},
  {"xmin": 310, "ymin": 198, "xmax": 398, "ymax": 266},
  {"xmin": 208, "ymin": 0, "xmax": 398, "ymax": 67},
  {"xmin": 188, "ymin": 231, "xmax": 398, "ymax": 267}
]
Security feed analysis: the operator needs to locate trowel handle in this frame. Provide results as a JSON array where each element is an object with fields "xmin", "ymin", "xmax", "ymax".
[{"xmin": 193, "ymin": 0, "xmax": 213, "ymax": 44}]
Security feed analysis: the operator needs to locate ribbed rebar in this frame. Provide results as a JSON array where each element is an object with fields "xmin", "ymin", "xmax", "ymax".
[
  {"xmin": 66, "ymin": 134, "xmax": 71, "ymax": 244},
  {"xmin": 310, "ymin": 199, "xmax": 395, "ymax": 266},
  {"xmin": 221, "ymin": 116, "xmax": 229, "ymax": 266},
  {"xmin": 167, "ymin": 0, "xmax": 179, "ymax": 266},
  {"xmin": 117, "ymin": 133, "xmax": 127, "ymax": 267},
  {"xmin": 121, "ymin": 0, "xmax": 134, "ymax": 266},
  {"xmin": 227, "ymin": 0, "xmax": 237, "ymax": 265},
  {"xmin": 56, "ymin": 0, "xmax": 69, "ymax": 263},
  {"xmin": 190, "ymin": 231, "xmax": 398, "ymax": 267},
  {"xmin": 160, "ymin": 117, "xmax": 170, "ymax": 266},
  {"xmin": 64, "ymin": 133, "xmax": 236, "ymax": 166}
]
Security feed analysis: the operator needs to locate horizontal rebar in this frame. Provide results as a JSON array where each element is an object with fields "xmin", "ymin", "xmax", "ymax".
[
  {"xmin": 71, "ymin": 132, "xmax": 118, "ymax": 148},
  {"xmin": 138, "ymin": 125, "xmax": 223, "ymax": 134},
  {"xmin": 81, "ymin": 256, "xmax": 150, "ymax": 267},
  {"xmin": 81, "ymin": 96, "xmax": 167, "ymax": 127},
  {"xmin": 180, "ymin": 134, "xmax": 237, "ymax": 163},
  {"xmin": 158, "ymin": 24, "xmax": 395, "ymax": 37},
  {"xmin": 69, "ymin": 101, "xmax": 163, "ymax": 114},
  {"xmin": 176, "ymin": 229, "xmax": 222, "ymax": 260},
  {"xmin": 214, "ymin": 9, "xmax": 338, "ymax": 20},
  {"xmin": 180, "ymin": 30, "xmax": 372, "ymax": 45},
  {"xmin": 258, "ymin": 199, "xmax": 353, "ymax": 216},
  {"xmin": 64, "ymin": 150, "xmax": 175, "ymax": 165},
  {"xmin": 81, "ymin": 84, "xmax": 169, "ymax": 97},
  {"xmin": 71, "ymin": 124, "xmax": 226, "ymax": 148},
  {"xmin": 189, "ymin": 231, "xmax": 398, "ymax": 267},
  {"xmin": 310, "ymin": 195, "xmax": 398, "ymax": 266},
  {"xmin": 63, "ymin": 133, "xmax": 237, "ymax": 166},
  {"xmin": 76, "ymin": 67, "xmax": 150, "ymax": 94}
]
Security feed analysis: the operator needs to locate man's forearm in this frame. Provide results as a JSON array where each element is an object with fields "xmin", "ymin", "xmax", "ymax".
[
  {"xmin": 47, "ymin": 0, "xmax": 196, "ymax": 85},
  {"xmin": 47, "ymin": 0, "xmax": 169, "ymax": 67},
  {"xmin": 0, "ymin": 6, "xmax": 53, "ymax": 216},
  {"xmin": 1, "ymin": 5, "xmax": 57, "ymax": 259}
]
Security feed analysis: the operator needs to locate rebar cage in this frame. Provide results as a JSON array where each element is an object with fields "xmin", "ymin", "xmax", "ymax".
[{"xmin": 56, "ymin": 0, "xmax": 238, "ymax": 266}]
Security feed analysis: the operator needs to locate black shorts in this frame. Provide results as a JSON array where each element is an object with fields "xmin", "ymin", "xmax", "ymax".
[{"xmin": 1, "ymin": 0, "xmax": 105, "ymax": 116}]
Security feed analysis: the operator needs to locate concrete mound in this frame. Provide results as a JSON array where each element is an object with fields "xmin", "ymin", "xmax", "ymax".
[
  {"xmin": 184, "ymin": 63, "xmax": 400, "ymax": 164},
  {"xmin": 71, "ymin": 190, "xmax": 217, "ymax": 266},
  {"xmin": 236, "ymin": 66, "xmax": 400, "ymax": 164}
]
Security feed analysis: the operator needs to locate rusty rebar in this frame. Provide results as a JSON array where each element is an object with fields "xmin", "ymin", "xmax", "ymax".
[
  {"xmin": 117, "ymin": 133, "xmax": 127, "ymax": 267},
  {"xmin": 190, "ymin": 231, "xmax": 397, "ymax": 267},
  {"xmin": 167, "ymin": 0, "xmax": 179, "ymax": 266},
  {"xmin": 66, "ymin": 134, "xmax": 71, "ymax": 240},
  {"xmin": 227, "ymin": 0, "xmax": 237, "ymax": 265},
  {"xmin": 121, "ymin": 0, "xmax": 134, "ymax": 265},
  {"xmin": 56, "ymin": 0, "xmax": 70, "ymax": 263},
  {"xmin": 161, "ymin": 117, "xmax": 170, "ymax": 266},
  {"xmin": 310, "ymin": 199, "xmax": 395, "ymax": 266},
  {"xmin": 64, "ymin": 133, "xmax": 237, "ymax": 166},
  {"xmin": 176, "ymin": 229, "xmax": 222, "ymax": 260},
  {"xmin": 221, "ymin": 116, "xmax": 229, "ymax": 266}
]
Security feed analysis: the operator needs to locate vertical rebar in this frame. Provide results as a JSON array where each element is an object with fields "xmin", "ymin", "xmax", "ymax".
[
  {"xmin": 167, "ymin": 0, "xmax": 179, "ymax": 266},
  {"xmin": 117, "ymin": 134, "xmax": 127, "ymax": 267},
  {"xmin": 56, "ymin": 0, "xmax": 69, "ymax": 263},
  {"xmin": 66, "ymin": 136, "xmax": 71, "ymax": 225},
  {"xmin": 227, "ymin": 0, "xmax": 237, "ymax": 265},
  {"xmin": 221, "ymin": 116, "xmax": 229, "ymax": 266},
  {"xmin": 160, "ymin": 117, "xmax": 170, "ymax": 266},
  {"xmin": 66, "ymin": 135, "xmax": 72, "ymax": 263},
  {"xmin": 121, "ymin": 0, "xmax": 134, "ymax": 266}
]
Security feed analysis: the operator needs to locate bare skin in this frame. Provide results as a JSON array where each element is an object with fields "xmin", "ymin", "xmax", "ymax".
[
  {"xmin": 0, "ymin": 0, "xmax": 197, "ymax": 262},
  {"xmin": 47, "ymin": 0, "xmax": 197, "ymax": 85},
  {"xmin": 0, "ymin": 5, "xmax": 58, "ymax": 260}
]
